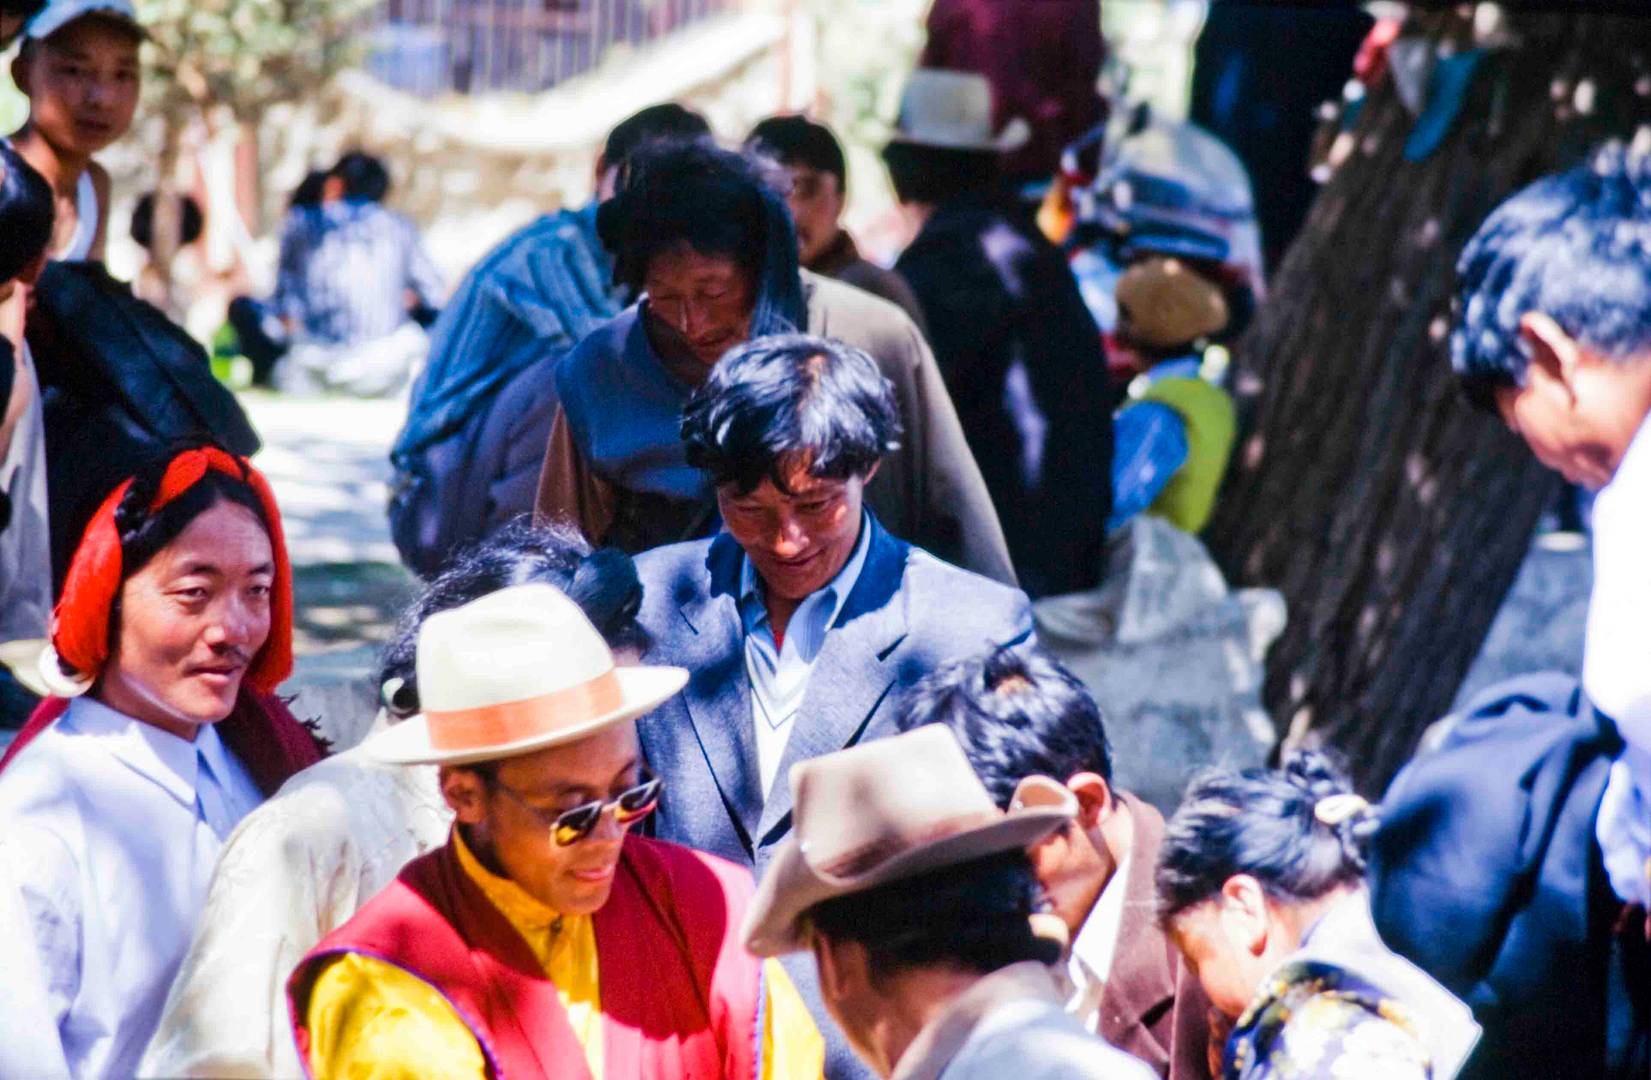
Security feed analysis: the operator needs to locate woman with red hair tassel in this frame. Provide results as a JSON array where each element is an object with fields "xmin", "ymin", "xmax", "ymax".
[{"xmin": 0, "ymin": 444, "xmax": 325, "ymax": 1080}]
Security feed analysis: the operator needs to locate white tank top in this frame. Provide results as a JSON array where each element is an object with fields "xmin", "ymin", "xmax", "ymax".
[{"xmin": 58, "ymin": 170, "xmax": 98, "ymax": 262}]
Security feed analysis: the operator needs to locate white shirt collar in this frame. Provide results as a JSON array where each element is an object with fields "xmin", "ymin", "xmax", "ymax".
[
  {"xmin": 1066, "ymin": 855, "xmax": 1130, "ymax": 1018},
  {"xmin": 738, "ymin": 512, "xmax": 873, "ymax": 647},
  {"xmin": 60, "ymin": 697, "xmax": 230, "ymax": 812}
]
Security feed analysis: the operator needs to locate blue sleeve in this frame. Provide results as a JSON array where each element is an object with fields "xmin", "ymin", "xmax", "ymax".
[{"xmin": 1107, "ymin": 402, "xmax": 1189, "ymax": 530}]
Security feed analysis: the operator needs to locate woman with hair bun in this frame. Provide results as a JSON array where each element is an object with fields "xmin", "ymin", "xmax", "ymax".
[
  {"xmin": 1155, "ymin": 752, "xmax": 1479, "ymax": 1080},
  {"xmin": 0, "ymin": 444, "xmax": 325, "ymax": 1079}
]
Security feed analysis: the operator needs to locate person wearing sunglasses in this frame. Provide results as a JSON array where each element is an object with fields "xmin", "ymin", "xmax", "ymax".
[{"xmin": 288, "ymin": 581, "xmax": 825, "ymax": 1080}]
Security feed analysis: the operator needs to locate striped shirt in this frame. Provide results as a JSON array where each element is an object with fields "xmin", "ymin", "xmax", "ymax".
[
  {"xmin": 394, "ymin": 203, "xmax": 620, "ymax": 459},
  {"xmin": 273, "ymin": 199, "xmax": 445, "ymax": 348}
]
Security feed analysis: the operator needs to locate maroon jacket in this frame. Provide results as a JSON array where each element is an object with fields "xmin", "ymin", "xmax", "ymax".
[
  {"xmin": 288, "ymin": 833, "xmax": 766, "ymax": 1080},
  {"xmin": 920, "ymin": 0, "xmax": 1106, "ymax": 180},
  {"xmin": 1102, "ymin": 793, "xmax": 1217, "ymax": 1080}
]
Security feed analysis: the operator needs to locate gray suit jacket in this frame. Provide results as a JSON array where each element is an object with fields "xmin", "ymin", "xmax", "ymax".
[{"xmin": 634, "ymin": 514, "xmax": 1032, "ymax": 1080}]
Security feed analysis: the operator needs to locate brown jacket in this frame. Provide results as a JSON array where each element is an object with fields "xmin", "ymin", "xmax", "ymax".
[
  {"xmin": 810, "ymin": 230, "xmax": 930, "ymax": 338},
  {"xmin": 535, "ymin": 271, "xmax": 1016, "ymax": 586},
  {"xmin": 1095, "ymin": 793, "xmax": 1216, "ymax": 1080}
]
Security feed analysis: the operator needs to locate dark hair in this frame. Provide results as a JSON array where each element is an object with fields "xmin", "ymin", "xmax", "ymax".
[
  {"xmin": 597, "ymin": 140, "xmax": 805, "ymax": 336},
  {"xmin": 601, "ymin": 103, "xmax": 710, "ymax": 174},
  {"xmin": 1155, "ymin": 750, "xmax": 1376, "ymax": 923},
  {"xmin": 291, "ymin": 169, "xmax": 328, "ymax": 210},
  {"xmin": 114, "ymin": 455, "xmax": 272, "ymax": 584},
  {"xmin": 0, "ymin": 141, "xmax": 53, "ymax": 284},
  {"xmin": 807, "ymin": 850, "xmax": 1060, "ymax": 983},
  {"xmin": 1453, "ymin": 142, "xmax": 1651, "ymax": 411},
  {"xmin": 747, "ymin": 114, "xmax": 847, "ymax": 193},
  {"xmin": 377, "ymin": 519, "xmax": 650, "ymax": 718},
  {"xmin": 129, "ymin": 192, "xmax": 205, "ymax": 251},
  {"xmin": 897, "ymin": 646, "xmax": 1111, "ymax": 808},
  {"xmin": 330, "ymin": 151, "xmax": 392, "ymax": 203},
  {"xmin": 680, "ymin": 333, "xmax": 902, "ymax": 495},
  {"xmin": 881, "ymin": 141, "xmax": 999, "ymax": 206},
  {"xmin": 0, "ymin": 0, "xmax": 47, "ymax": 18}
]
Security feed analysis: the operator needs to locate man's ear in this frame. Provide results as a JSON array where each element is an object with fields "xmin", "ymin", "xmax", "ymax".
[
  {"xmin": 811, "ymin": 929, "xmax": 867, "ymax": 1002},
  {"xmin": 439, "ymin": 766, "xmax": 488, "ymax": 825},
  {"xmin": 1520, "ymin": 312, "xmax": 1584, "ymax": 394},
  {"xmin": 1218, "ymin": 874, "xmax": 1272, "ymax": 957},
  {"xmin": 1065, "ymin": 771, "xmax": 1114, "ymax": 827}
]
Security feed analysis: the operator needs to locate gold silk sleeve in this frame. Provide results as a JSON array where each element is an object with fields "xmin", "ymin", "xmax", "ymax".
[
  {"xmin": 304, "ymin": 953, "xmax": 488, "ymax": 1080},
  {"xmin": 760, "ymin": 958, "xmax": 826, "ymax": 1080}
]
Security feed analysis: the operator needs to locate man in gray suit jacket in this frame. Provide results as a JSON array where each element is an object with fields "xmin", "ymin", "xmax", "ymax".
[{"xmin": 634, "ymin": 333, "xmax": 1033, "ymax": 1078}]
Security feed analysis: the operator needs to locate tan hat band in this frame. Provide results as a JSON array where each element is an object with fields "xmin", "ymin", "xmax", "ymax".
[
  {"xmin": 426, "ymin": 670, "xmax": 626, "ymax": 751},
  {"xmin": 814, "ymin": 810, "xmax": 1003, "ymax": 880}
]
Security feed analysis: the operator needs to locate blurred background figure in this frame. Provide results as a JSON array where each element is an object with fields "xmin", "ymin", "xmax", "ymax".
[
  {"xmin": 226, "ymin": 169, "xmax": 327, "ymax": 388},
  {"xmin": 745, "ymin": 113, "xmax": 928, "ymax": 333},
  {"xmin": 128, "ymin": 190, "xmax": 204, "ymax": 308}
]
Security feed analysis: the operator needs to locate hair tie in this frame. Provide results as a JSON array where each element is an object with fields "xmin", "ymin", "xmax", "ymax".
[
  {"xmin": 36, "ymin": 643, "xmax": 93, "ymax": 699},
  {"xmin": 1313, "ymin": 793, "xmax": 1370, "ymax": 827}
]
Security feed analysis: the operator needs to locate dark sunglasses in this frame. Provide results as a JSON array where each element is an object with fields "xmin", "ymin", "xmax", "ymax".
[{"xmin": 492, "ymin": 775, "xmax": 663, "ymax": 846}]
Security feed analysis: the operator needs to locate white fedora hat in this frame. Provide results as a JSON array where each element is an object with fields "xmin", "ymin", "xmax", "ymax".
[
  {"xmin": 366, "ymin": 583, "xmax": 688, "ymax": 767},
  {"xmin": 742, "ymin": 725, "xmax": 1075, "ymax": 957},
  {"xmin": 888, "ymin": 69, "xmax": 1030, "ymax": 153}
]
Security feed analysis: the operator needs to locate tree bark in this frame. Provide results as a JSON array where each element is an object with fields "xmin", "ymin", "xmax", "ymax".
[{"xmin": 1204, "ymin": 10, "xmax": 1651, "ymax": 792}]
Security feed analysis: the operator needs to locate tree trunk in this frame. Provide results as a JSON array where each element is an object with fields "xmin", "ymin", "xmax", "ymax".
[
  {"xmin": 149, "ymin": 110, "xmax": 189, "ymax": 317},
  {"xmin": 1204, "ymin": 10, "xmax": 1651, "ymax": 792}
]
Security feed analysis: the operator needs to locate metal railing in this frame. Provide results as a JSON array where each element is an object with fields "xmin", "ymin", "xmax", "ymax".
[{"xmin": 366, "ymin": 0, "xmax": 736, "ymax": 97}]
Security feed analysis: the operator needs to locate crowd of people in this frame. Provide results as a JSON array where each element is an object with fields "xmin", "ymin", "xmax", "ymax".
[{"xmin": 0, "ymin": 0, "xmax": 1648, "ymax": 1077}]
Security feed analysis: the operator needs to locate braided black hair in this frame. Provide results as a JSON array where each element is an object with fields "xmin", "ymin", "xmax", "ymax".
[
  {"xmin": 1155, "ymin": 750, "xmax": 1377, "ymax": 922},
  {"xmin": 113, "ymin": 449, "xmax": 270, "ymax": 582},
  {"xmin": 377, "ymin": 519, "xmax": 651, "ymax": 720}
]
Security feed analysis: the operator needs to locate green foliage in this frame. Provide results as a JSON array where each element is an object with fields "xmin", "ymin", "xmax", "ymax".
[{"xmin": 136, "ymin": 0, "xmax": 374, "ymax": 120}]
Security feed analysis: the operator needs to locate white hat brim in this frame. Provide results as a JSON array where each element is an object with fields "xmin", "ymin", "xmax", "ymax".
[
  {"xmin": 742, "ymin": 802, "xmax": 1072, "ymax": 957},
  {"xmin": 27, "ymin": 3, "xmax": 144, "ymax": 41},
  {"xmin": 887, "ymin": 116, "xmax": 1031, "ymax": 154},
  {"xmin": 364, "ymin": 664, "xmax": 688, "ymax": 766}
]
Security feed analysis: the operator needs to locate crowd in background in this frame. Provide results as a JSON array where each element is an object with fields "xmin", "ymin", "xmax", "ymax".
[{"xmin": 0, "ymin": 0, "xmax": 1647, "ymax": 1078}]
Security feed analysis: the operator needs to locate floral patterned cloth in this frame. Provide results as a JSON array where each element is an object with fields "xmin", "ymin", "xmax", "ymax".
[{"xmin": 1225, "ymin": 960, "xmax": 1432, "ymax": 1080}]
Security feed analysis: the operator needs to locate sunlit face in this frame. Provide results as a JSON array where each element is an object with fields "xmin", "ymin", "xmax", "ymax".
[
  {"xmin": 1167, "ymin": 881, "xmax": 1314, "ymax": 1022},
  {"xmin": 97, "ymin": 500, "xmax": 275, "ymax": 737},
  {"xmin": 1494, "ymin": 375, "xmax": 1620, "ymax": 490},
  {"xmin": 783, "ymin": 164, "xmax": 845, "ymax": 268},
  {"xmin": 1024, "ymin": 775, "xmax": 1116, "ymax": 938},
  {"xmin": 643, "ymin": 248, "xmax": 756, "ymax": 368},
  {"xmin": 15, "ymin": 18, "xmax": 141, "ymax": 157},
  {"xmin": 445, "ymin": 722, "xmax": 647, "ymax": 915},
  {"xmin": 717, "ymin": 454, "xmax": 872, "ymax": 603}
]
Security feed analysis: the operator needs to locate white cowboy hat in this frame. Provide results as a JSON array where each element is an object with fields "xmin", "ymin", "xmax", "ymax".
[
  {"xmin": 742, "ymin": 724, "xmax": 1076, "ymax": 957},
  {"xmin": 887, "ymin": 69, "xmax": 1030, "ymax": 153},
  {"xmin": 366, "ymin": 583, "xmax": 688, "ymax": 767}
]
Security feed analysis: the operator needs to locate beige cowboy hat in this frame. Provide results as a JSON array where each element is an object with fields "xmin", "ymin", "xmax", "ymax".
[
  {"xmin": 888, "ymin": 69, "xmax": 1030, "ymax": 153},
  {"xmin": 1115, "ymin": 256, "xmax": 1230, "ymax": 350},
  {"xmin": 366, "ymin": 583, "xmax": 688, "ymax": 767},
  {"xmin": 742, "ymin": 724, "xmax": 1076, "ymax": 957}
]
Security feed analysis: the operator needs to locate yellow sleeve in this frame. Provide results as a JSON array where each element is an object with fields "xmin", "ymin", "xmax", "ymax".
[
  {"xmin": 759, "ymin": 958, "xmax": 825, "ymax": 1080},
  {"xmin": 305, "ymin": 953, "xmax": 489, "ymax": 1080}
]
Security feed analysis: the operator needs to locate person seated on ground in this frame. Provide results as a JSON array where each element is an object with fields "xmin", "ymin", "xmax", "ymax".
[
  {"xmin": 536, "ymin": 138, "xmax": 1013, "ymax": 585},
  {"xmin": 1373, "ymin": 143, "xmax": 1651, "ymax": 1080},
  {"xmin": 0, "ymin": 445, "xmax": 326, "ymax": 1079},
  {"xmin": 898, "ymin": 644, "xmax": 1214, "ymax": 1079},
  {"xmin": 269, "ymin": 149, "xmax": 445, "ymax": 397},
  {"xmin": 145, "ymin": 520, "xmax": 659, "ymax": 1078},
  {"xmin": 1106, "ymin": 256, "xmax": 1235, "ymax": 536},
  {"xmin": 7, "ymin": 0, "xmax": 142, "ymax": 263},
  {"xmin": 883, "ymin": 69, "xmax": 1115, "ymax": 598},
  {"xmin": 1156, "ymin": 752, "xmax": 1478, "ymax": 1080},
  {"xmin": 745, "ymin": 113, "xmax": 928, "ymax": 333},
  {"xmin": 128, "ymin": 190, "xmax": 205, "ymax": 308},
  {"xmin": 0, "ymin": 142, "xmax": 54, "ymax": 729},
  {"xmin": 634, "ymin": 332, "xmax": 1031, "ymax": 1079},
  {"xmin": 390, "ymin": 103, "xmax": 710, "ymax": 578},
  {"xmin": 287, "ymin": 582, "xmax": 824, "ymax": 1079},
  {"xmin": 742, "ymin": 724, "xmax": 1157, "ymax": 1079}
]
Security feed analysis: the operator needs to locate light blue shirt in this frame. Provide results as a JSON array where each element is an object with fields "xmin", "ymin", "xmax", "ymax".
[
  {"xmin": 0, "ymin": 698, "xmax": 263, "ymax": 1079},
  {"xmin": 1107, "ymin": 355, "xmax": 1203, "ymax": 531},
  {"xmin": 738, "ymin": 514, "xmax": 872, "ymax": 797}
]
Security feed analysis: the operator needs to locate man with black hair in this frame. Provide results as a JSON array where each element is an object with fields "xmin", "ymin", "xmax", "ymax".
[
  {"xmin": 1371, "ymin": 143, "xmax": 1651, "ymax": 1080},
  {"xmin": 745, "ymin": 114, "xmax": 928, "ymax": 332},
  {"xmin": 898, "ymin": 645, "xmax": 1214, "ymax": 1079},
  {"xmin": 741, "ymin": 724, "xmax": 1156, "ymax": 1079},
  {"xmin": 632, "ymin": 332, "xmax": 1029, "ymax": 1079},
  {"xmin": 390, "ymin": 102, "xmax": 711, "ymax": 576},
  {"xmin": 268, "ymin": 148, "xmax": 444, "ymax": 396},
  {"xmin": 0, "ymin": 141, "xmax": 54, "ymax": 730},
  {"xmin": 883, "ymin": 70, "xmax": 1115, "ymax": 598},
  {"xmin": 537, "ymin": 138, "xmax": 1013, "ymax": 585}
]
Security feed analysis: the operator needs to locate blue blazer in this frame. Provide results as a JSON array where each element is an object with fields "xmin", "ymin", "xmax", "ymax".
[{"xmin": 634, "ymin": 512, "xmax": 1033, "ymax": 873}]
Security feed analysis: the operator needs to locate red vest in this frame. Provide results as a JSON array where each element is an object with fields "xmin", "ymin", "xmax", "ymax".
[{"xmin": 287, "ymin": 834, "xmax": 764, "ymax": 1080}]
